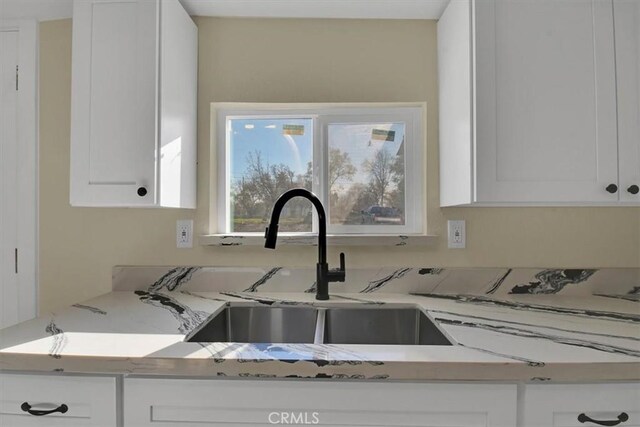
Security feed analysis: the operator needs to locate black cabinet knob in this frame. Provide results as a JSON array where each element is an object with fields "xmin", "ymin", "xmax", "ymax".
[
  {"xmin": 627, "ymin": 185, "xmax": 639, "ymax": 195},
  {"xmin": 606, "ymin": 184, "xmax": 618, "ymax": 194},
  {"xmin": 137, "ymin": 186, "xmax": 148, "ymax": 197}
]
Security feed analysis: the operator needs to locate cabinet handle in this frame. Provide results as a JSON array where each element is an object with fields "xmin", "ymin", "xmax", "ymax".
[
  {"xmin": 137, "ymin": 186, "xmax": 148, "ymax": 197},
  {"xmin": 578, "ymin": 412, "xmax": 629, "ymax": 426},
  {"xmin": 20, "ymin": 402, "xmax": 68, "ymax": 416},
  {"xmin": 605, "ymin": 184, "xmax": 618, "ymax": 194},
  {"xmin": 627, "ymin": 185, "xmax": 639, "ymax": 195}
]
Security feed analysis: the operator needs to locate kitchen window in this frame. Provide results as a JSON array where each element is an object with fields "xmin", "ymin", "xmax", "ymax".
[{"xmin": 214, "ymin": 104, "xmax": 424, "ymax": 236}]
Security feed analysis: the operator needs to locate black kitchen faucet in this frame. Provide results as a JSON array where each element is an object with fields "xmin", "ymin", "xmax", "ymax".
[{"xmin": 264, "ymin": 188, "xmax": 346, "ymax": 300}]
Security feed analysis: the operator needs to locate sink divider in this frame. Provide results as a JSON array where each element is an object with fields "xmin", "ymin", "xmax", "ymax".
[{"xmin": 314, "ymin": 308, "xmax": 326, "ymax": 344}]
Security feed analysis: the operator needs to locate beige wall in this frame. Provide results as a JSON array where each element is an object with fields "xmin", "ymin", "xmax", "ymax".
[{"xmin": 39, "ymin": 18, "xmax": 640, "ymax": 314}]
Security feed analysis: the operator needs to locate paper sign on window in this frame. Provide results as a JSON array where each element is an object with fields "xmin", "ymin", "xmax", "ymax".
[
  {"xmin": 371, "ymin": 129, "xmax": 395, "ymax": 142},
  {"xmin": 283, "ymin": 124, "xmax": 305, "ymax": 136}
]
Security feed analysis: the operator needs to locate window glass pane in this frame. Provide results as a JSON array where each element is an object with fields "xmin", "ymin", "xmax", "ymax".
[
  {"xmin": 328, "ymin": 123, "xmax": 405, "ymax": 226},
  {"xmin": 229, "ymin": 118, "xmax": 313, "ymax": 232}
]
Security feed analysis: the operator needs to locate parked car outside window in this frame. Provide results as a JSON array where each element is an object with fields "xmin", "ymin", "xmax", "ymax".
[{"xmin": 361, "ymin": 206, "xmax": 403, "ymax": 225}]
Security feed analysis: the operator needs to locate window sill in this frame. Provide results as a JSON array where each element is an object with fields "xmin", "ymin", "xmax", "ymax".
[{"xmin": 199, "ymin": 233, "xmax": 438, "ymax": 247}]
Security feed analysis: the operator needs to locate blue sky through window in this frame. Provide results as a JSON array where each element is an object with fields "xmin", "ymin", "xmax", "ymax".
[{"xmin": 229, "ymin": 118, "xmax": 313, "ymax": 184}]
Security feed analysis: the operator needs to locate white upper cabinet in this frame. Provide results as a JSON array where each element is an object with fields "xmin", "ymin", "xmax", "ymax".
[
  {"xmin": 70, "ymin": 0, "xmax": 197, "ymax": 208},
  {"xmin": 615, "ymin": 0, "xmax": 640, "ymax": 203},
  {"xmin": 439, "ymin": 0, "xmax": 637, "ymax": 206}
]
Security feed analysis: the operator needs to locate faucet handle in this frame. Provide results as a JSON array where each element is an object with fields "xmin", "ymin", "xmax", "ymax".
[
  {"xmin": 328, "ymin": 252, "xmax": 346, "ymax": 283},
  {"xmin": 264, "ymin": 225, "xmax": 278, "ymax": 249}
]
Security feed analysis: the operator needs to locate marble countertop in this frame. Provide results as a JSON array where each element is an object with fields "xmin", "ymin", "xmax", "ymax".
[{"xmin": 0, "ymin": 291, "xmax": 638, "ymax": 381}]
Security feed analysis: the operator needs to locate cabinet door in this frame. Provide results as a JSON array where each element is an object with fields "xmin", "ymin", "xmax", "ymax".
[
  {"xmin": 615, "ymin": 0, "xmax": 640, "ymax": 203},
  {"xmin": 475, "ymin": 0, "xmax": 619, "ymax": 203},
  {"xmin": 523, "ymin": 383, "xmax": 640, "ymax": 427},
  {"xmin": 0, "ymin": 373, "xmax": 117, "ymax": 426},
  {"xmin": 125, "ymin": 378, "xmax": 516, "ymax": 426},
  {"xmin": 70, "ymin": 0, "xmax": 158, "ymax": 206}
]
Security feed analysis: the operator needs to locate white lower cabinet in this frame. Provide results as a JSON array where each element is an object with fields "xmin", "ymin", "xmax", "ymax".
[
  {"xmin": 522, "ymin": 383, "xmax": 640, "ymax": 427},
  {"xmin": 2, "ymin": 373, "xmax": 638, "ymax": 426},
  {"xmin": 0, "ymin": 373, "xmax": 117, "ymax": 426},
  {"xmin": 123, "ymin": 378, "xmax": 517, "ymax": 427}
]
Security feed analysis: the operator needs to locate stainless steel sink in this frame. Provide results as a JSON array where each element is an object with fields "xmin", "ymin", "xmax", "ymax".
[
  {"xmin": 321, "ymin": 308, "xmax": 452, "ymax": 345},
  {"xmin": 186, "ymin": 305, "xmax": 453, "ymax": 346},
  {"xmin": 186, "ymin": 306, "xmax": 318, "ymax": 344}
]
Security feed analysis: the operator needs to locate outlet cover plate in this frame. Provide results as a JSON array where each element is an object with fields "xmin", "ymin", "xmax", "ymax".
[
  {"xmin": 177, "ymin": 220, "xmax": 194, "ymax": 248},
  {"xmin": 447, "ymin": 220, "xmax": 465, "ymax": 249}
]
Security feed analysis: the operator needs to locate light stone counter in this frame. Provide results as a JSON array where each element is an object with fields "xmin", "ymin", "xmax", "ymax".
[{"xmin": 1, "ymin": 290, "xmax": 638, "ymax": 381}]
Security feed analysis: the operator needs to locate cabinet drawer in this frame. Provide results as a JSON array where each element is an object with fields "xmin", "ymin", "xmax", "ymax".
[
  {"xmin": 523, "ymin": 383, "xmax": 640, "ymax": 427},
  {"xmin": 125, "ymin": 378, "xmax": 516, "ymax": 427},
  {"xmin": 0, "ymin": 373, "xmax": 117, "ymax": 427}
]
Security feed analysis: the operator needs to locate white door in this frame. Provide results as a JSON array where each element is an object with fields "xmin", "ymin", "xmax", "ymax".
[
  {"xmin": 0, "ymin": 373, "xmax": 118, "ymax": 426},
  {"xmin": 615, "ymin": 0, "xmax": 640, "ymax": 203},
  {"xmin": 0, "ymin": 22, "xmax": 37, "ymax": 330},
  {"xmin": 70, "ymin": 0, "xmax": 158, "ymax": 207},
  {"xmin": 475, "ymin": 0, "xmax": 620, "ymax": 203},
  {"xmin": 125, "ymin": 378, "xmax": 517, "ymax": 427},
  {"xmin": 522, "ymin": 383, "xmax": 640, "ymax": 427},
  {"xmin": 0, "ymin": 30, "xmax": 20, "ymax": 329}
]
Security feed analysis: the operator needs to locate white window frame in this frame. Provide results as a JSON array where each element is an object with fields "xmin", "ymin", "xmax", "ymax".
[{"xmin": 214, "ymin": 103, "xmax": 425, "ymax": 236}]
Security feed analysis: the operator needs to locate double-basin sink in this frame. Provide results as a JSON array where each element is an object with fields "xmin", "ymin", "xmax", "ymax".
[{"xmin": 186, "ymin": 305, "xmax": 453, "ymax": 346}]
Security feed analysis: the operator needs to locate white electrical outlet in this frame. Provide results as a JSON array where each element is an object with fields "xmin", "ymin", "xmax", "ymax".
[
  {"xmin": 447, "ymin": 220, "xmax": 466, "ymax": 249},
  {"xmin": 176, "ymin": 220, "xmax": 193, "ymax": 248}
]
